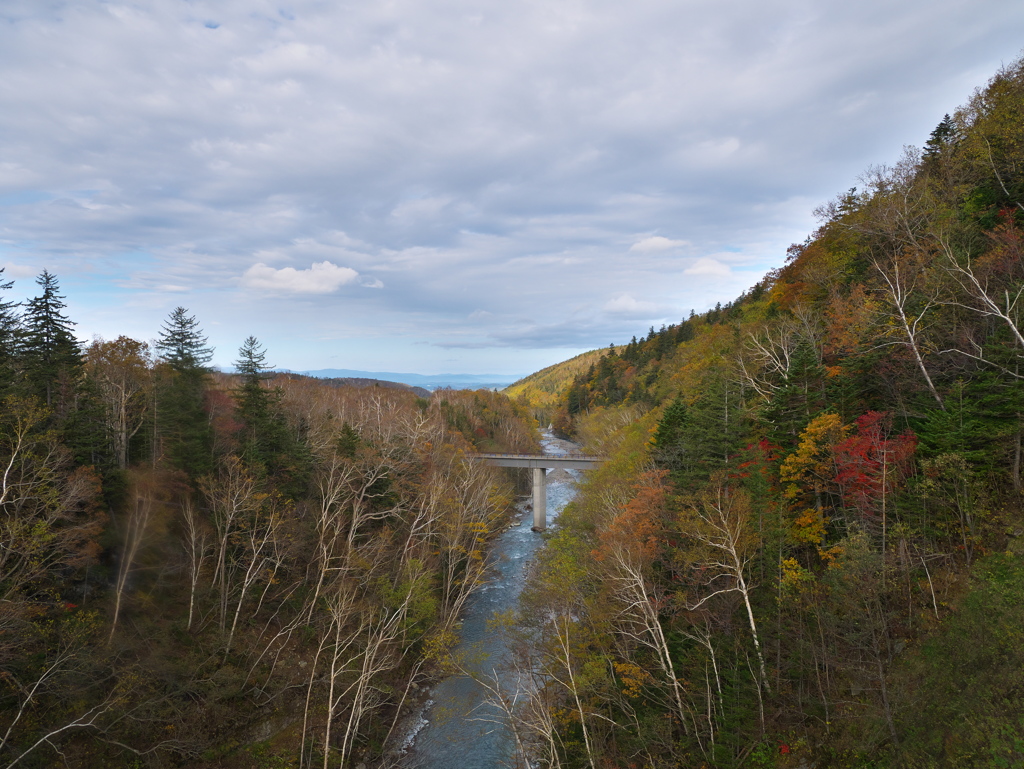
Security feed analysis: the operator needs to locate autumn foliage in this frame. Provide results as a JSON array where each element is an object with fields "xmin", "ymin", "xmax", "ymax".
[{"xmin": 521, "ymin": 56, "xmax": 1024, "ymax": 769}]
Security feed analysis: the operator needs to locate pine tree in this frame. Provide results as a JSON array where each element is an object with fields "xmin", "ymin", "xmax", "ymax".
[
  {"xmin": 652, "ymin": 396, "xmax": 689, "ymax": 475},
  {"xmin": 0, "ymin": 268, "xmax": 22, "ymax": 392},
  {"xmin": 154, "ymin": 307, "xmax": 214, "ymax": 478},
  {"xmin": 234, "ymin": 335, "xmax": 275, "ymax": 457},
  {"xmin": 762, "ymin": 340, "xmax": 827, "ymax": 448},
  {"xmin": 155, "ymin": 306, "xmax": 214, "ymax": 372},
  {"xmin": 233, "ymin": 336, "xmax": 306, "ymax": 494},
  {"xmin": 923, "ymin": 113, "xmax": 956, "ymax": 161},
  {"xmin": 22, "ymin": 270, "xmax": 81, "ymax": 407}
]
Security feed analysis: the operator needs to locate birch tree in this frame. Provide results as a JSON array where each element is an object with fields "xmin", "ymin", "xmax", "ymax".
[{"xmin": 681, "ymin": 482, "xmax": 770, "ymax": 697}]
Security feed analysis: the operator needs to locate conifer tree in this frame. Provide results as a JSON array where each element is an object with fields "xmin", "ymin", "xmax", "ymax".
[
  {"xmin": 234, "ymin": 335, "xmax": 276, "ymax": 460},
  {"xmin": 0, "ymin": 268, "xmax": 22, "ymax": 392},
  {"xmin": 923, "ymin": 113, "xmax": 956, "ymax": 162},
  {"xmin": 233, "ymin": 336, "xmax": 305, "ymax": 493},
  {"xmin": 21, "ymin": 270, "xmax": 81, "ymax": 407},
  {"xmin": 155, "ymin": 306, "xmax": 213, "ymax": 372},
  {"xmin": 154, "ymin": 307, "xmax": 214, "ymax": 478},
  {"xmin": 651, "ymin": 396, "xmax": 688, "ymax": 475}
]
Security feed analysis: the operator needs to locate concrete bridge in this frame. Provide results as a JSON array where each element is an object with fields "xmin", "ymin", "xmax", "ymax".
[{"xmin": 471, "ymin": 453, "xmax": 607, "ymax": 531}]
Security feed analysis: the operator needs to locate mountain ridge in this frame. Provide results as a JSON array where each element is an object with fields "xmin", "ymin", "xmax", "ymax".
[{"xmin": 287, "ymin": 367, "xmax": 525, "ymax": 389}]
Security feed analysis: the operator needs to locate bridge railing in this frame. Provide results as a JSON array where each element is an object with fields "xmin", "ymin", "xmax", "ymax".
[{"xmin": 470, "ymin": 452, "xmax": 607, "ymax": 461}]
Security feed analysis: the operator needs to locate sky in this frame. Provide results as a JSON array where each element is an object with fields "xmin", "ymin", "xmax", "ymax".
[{"xmin": 1, "ymin": 1, "xmax": 1023, "ymax": 376}]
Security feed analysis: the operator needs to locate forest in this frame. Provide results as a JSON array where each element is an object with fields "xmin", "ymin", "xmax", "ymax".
[
  {"xmin": 5, "ymin": 54, "xmax": 1024, "ymax": 769},
  {"xmin": 0, "ymin": 285, "xmax": 538, "ymax": 767},
  {"xmin": 500, "ymin": 57, "xmax": 1024, "ymax": 768}
]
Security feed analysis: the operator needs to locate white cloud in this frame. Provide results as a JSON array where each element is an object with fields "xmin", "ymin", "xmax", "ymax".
[
  {"xmin": 684, "ymin": 258, "xmax": 732, "ymax": 277},
  {"xmin": 603, "ymin": 293, "xmax": 658, "ymax": 315},
  {"xmin": 1, "ymin": 0, "xmax": 1021, "ymax": 371},
  {"xmin": 1, "ymin": 263, "xmax": 39, "ymax": 280},
  {"xmin": 391, "ymin": 196, "xmax": 452, "ymax": 221},
  {"xmin": 629, "ymin": 236, "xmax": 689, "ymax": 253},
  {"xmin": 241, "ymin": 261, "xmax": 360, "ymax": 294}
]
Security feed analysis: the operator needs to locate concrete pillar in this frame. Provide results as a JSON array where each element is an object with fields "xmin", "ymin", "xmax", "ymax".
[{"xmin": 532, "ymin": 466, "xmax": 547, "ymax": 531}]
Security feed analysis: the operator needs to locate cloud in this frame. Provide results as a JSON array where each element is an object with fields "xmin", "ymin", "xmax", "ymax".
[
  {"xmin": 240, "ymin": 261, "xmax": 360, "ymax": 294},
  {"xmin": 603, "ymin": 293, "xmax": 658, "ymax": 315},
  {"xmin": 684, "ymin": 258, "xmax": 732, "ymax": 277},
  {"xmin": 630, "ymin": 236, "xmax": 689, "ymax": 253},
  {"xmin": 1, "ymin": 0, "xmax": 1022, "ymax": 372},
  {"xmin": 1, "ymin": 263, "xmax": 39, "ymax": 280}
]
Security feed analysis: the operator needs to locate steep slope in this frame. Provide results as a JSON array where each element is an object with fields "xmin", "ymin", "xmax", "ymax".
[
  {"xmin": 503, "ymin": 346, "xmax": 622, "ymax": 414},
  {"xmin": 514, "ymin": 56, "xmax": 1024, "ymax": 768}
]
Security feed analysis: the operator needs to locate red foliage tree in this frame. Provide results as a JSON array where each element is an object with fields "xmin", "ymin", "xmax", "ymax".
[{"xmin": 832, "ymin": 411, "xmax": 917, "ymax": 533}]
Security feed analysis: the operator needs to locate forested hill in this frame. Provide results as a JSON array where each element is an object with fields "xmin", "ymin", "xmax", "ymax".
[
  {"xmin": 0, "ymin": 293, "xmax": 539, "ymax": 764},
  {"xmin": 504, "ymin": 346, "xmax": 623, "ymax": 413},
  {"xmin": 516, "ymin": 57, "xmax": 1024, "ymax": 767}
]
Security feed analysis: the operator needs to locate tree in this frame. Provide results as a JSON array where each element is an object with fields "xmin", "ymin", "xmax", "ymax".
[
  {"xmin": 657, "ymin": 376, "xmax": 746, "ymax": 487},
  {"xmin": 923, "ymin": 113, "xmax": 957, "ymax": 164},
  {"xmin": 595, "ymin": 471, "xmax": 702, "ymax": 751},
  {"xmin": 779, "ymin": 413, "xmax": 850, "ymax": 553},
  {"xmin": 154, "ymin": 308, "xmax": 214, "ymax": 478},
  {"xmin": 21, "ymin": 270, "xmax": 81, "ymax": 408},
  {"xmin": 0, "ymin": 397, "xmax": 106, "ymax": 764},
  {"xmin": 680, "ymin": 482, "xmax": 770, "ymax": 700},
  {"xmin": 233, "ymin": 336, "xmax": 298, "ymax": 485},
  {"xmin": 0, "ymin": 268, "xmax": 21, "ymax": 392},
  {"xmin": 154, "ymin": 307, "xmax": 213, "ymax": 372},
  {"xmin": 832, "ymin": 411, "xmax": 917, "ymax": 549},
  {"xmin": 651, "ymin": 396, "xmax": 688, "ymax": 474},
  {"xmin": 84, "ymin": 337, "xmax": 152, "ymax": 469}
]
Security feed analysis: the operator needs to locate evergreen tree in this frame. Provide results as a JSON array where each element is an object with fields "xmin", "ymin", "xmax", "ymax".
[
  {"xmin": 923, "ymin": 113, "xmax": 956, "ymax": 161},
  {"xmin": 155, "ymin": 306, "xmax": 213, "ymax": 372},
  {"xmin": 762, "ymin": 339, "xmax": 827, "ymax": 447},
  {"xmin": 654, "ymin": 378, "xmax": 748, "ymax": 487},
  {"xmin": 233, "ymin": 336, "xmax": 305, "ymax": 493},
  {"xmin": 234, "ymin": 336, "xmax": 276, "ymax": 456},
  {"xmin": 652, "ymin": 396, "xmax": 688, "ymax": 474},
  {"xmin": 21, "ymin": 270, "xmax": 81, "ymax": 407},
  {"xmin": 0, "ymin": 268, "xmax": 22, "ymax": 392},
  {"xmin": 154, "ymin": 307, "xmax": 214, "ymax": 479},
  {"xmin": 682, "ymin": 374, "xmax": 747, "ymax": 482}
]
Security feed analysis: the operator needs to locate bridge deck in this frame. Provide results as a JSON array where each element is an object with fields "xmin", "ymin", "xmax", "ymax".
[{"xmin": 471, "ymin": 453, "xmax": 607, "ymax": 470}]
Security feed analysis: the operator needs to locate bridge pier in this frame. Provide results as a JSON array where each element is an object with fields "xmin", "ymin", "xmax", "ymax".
[
  {"xmin": 532, "ymin": 467, "xmax": 547, "ymax": 531},
  {"xmin": 470, "ymin": 452, "xmax": 607, "ymax": 533}
]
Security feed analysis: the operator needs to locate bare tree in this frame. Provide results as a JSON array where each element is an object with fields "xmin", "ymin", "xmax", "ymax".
[
  {"xmin": 843, "ymin": 149, "xmax": 946, "ymax": 408},
  {"xmin": 181, "ymin": 498, "xmax": 210, "ymax": 631},
  {"xmin": 683, "ymin": 482, "xmax": 770, "ymax": 697},
  {"xmin": 869, "ymin": 253, "xmax": 945, "ymax": 408},
  {"xmin": 109, "ymin": 483, "xmax": 155, "ymax": 642},
  {"xmin": 737, "ymin": 320, "xmax": 802, "ymax": 401}
]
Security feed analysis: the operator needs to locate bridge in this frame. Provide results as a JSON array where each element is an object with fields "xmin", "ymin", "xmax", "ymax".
[{"xmin": 471, "ymin": 453, "xmax": 607, "ymax": 531}]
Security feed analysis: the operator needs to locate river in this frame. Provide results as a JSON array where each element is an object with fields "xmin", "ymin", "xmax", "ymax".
[{"xmin": 397, "ymin": 430, "xmax": 578, "ymax": 769}]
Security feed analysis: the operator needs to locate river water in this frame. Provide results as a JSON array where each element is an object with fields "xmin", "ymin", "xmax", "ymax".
[{"xmin": 398, "ymin": 431, "xmax": 578, "ymax": 769}]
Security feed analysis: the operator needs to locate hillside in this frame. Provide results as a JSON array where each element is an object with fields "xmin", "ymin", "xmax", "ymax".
[
  {"xmin": 513, "ymin": 57, "xmax": 1024, "ymax": 768},
  {"xmin": 271, "ymin": 371, "xmax": 433, "ymax": 398},
  {"xmin": 503, "ymin": 345, "xmax": 622, "ymax": 414},
  {"xmin": 0, "ymin": 309, "xmax": 539, "ymax": 765}
]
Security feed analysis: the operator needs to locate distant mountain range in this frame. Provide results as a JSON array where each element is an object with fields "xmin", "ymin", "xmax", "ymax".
[{"xmin": 291, "ymin": 368, "xmax": 524, "ymax": 391}]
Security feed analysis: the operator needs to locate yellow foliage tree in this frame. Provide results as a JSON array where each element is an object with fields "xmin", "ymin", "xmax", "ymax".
[{"xmin": 779, "ymin": 413, "xmax": 849, "ymax": 551}]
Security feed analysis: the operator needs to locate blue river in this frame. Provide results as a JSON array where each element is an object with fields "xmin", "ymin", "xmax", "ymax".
[{"xmin": 397, "ymin": 431, "xmax": 578, "ymax": 769}]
